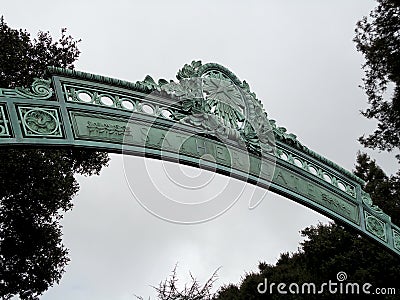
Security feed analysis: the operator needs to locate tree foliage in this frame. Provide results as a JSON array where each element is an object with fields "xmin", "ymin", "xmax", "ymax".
[
  {"xmin": 354, "ymin": 0, "xmax": 400, "ymax": 159},
  {"xmin": 215, "ymin": 224, "xmax": 400, "ymax": 299},
  {"xmin": 136, "ymin": 265, "xmax": 219, "ymax": 300},
  {"xmin": 0, "ymin": 17, "xmax": 79, "ymax": 88},
  {"xmin": 0, "ymin": 17, "xmax": 109, "ymax": 299}
]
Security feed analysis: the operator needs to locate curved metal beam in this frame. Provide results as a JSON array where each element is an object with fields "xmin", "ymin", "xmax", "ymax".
[{"xmin": 0, "ymin": 61, "xmax": 398, "ymax": 256}]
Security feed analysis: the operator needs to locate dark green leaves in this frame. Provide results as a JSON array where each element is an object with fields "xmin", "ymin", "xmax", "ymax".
[
  {"xmin": 0, "ymin": 17, "xmax": 109, "ymax": 299},
  {"xmin": 354, "ymin": 1, "xmax": 400, "ymax": 160}
]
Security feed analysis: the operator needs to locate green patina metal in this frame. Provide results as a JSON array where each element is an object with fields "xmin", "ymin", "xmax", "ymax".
[{"xmin": 0, "ymin": 60, "xmax": 399, "ymax": 256}]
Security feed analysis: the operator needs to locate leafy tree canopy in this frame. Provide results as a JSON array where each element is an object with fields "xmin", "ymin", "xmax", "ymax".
[
  {"xmin": 354, "ymin": 0, "xmax": 400, "ymax": 160},
  {"xmin": 215, "ymin": 222, "xmax": 400, "ymax": 300},
  {"xmin": 0, "ymin": 17, "xmax": 109, "ymax": 300}
]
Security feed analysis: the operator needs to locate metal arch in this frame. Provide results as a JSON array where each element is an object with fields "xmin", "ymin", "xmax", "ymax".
[{"xmin": 0, "ymin": 61, "xmax": 399, "ymax": 256}]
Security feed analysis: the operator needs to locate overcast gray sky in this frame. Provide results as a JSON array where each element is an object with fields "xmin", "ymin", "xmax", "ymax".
[{"xmin": 3, "ymin": 1, "xmax": 398, "ymax": 299}]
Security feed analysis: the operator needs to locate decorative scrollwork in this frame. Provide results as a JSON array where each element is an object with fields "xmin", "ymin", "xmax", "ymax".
[
  {"xmin": 15, "ymin": 78, "xmax": 53, "ymax": 100},
  {"xmin": 361, "ymin": 190, "xmax": 384, "ymax": 214}
]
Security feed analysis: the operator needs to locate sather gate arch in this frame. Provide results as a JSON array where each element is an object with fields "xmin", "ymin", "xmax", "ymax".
[{"xmin": 0, "ymin": 60, "xmax": 399, "ymax": 256}]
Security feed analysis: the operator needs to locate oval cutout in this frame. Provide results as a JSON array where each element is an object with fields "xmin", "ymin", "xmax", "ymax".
[
  {"xmin": 294, "ymin": 158, "xmax": 303, "ymax": 168},
  {"xmin": 161, "ymin": 109, "xmax": 172, "ymax": 119},
  {"xmin": 78, "ymin": 92, "xmax": 92, "ymax": 103},
  {"xmin": 323, "ymin": 173, "xmax": 331, "ymax": 183},
  {"xmin": 280, "ymin": 152, "xmax": 288, "ymax": 161},
  {"xmin": 100, "ymin": 96, "xmax": 114, "ymax": 106},
  {"xmin": 309, "ymin": 165, "xmax": 318, "ymax": 175},
  {"xmin": 142, "ymin": 104, "xmax": 154, "ymax": 114},
  {"xmin": 121, "ymin": 100, "xmax": 134, "ymax": 110},
  {"xmin": 338, "ymin": 181, "xmax": 346, "ymax": 191}
]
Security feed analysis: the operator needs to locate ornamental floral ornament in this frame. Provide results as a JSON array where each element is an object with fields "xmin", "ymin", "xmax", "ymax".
[
  {"xmin": 160, "ymin": 77, "xmax": 246, "ymax": 147},
  {"xmin": 365, "ymin": 211, "xmax": 387, "ymax": 241},
  {"xmin": 176, "ymin": 60, "xmax": 202, "ymax": 80},
  {"xmin": 160, "ymin": 61, "xmax": 277, "ymax": 156},
  {"xmin": 18, "ymin": 107, "xmax": 63, "ymax": 137},
  {"xmin": 202, "ymin": 71, "xmax": 245, "ymax": 129}
]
